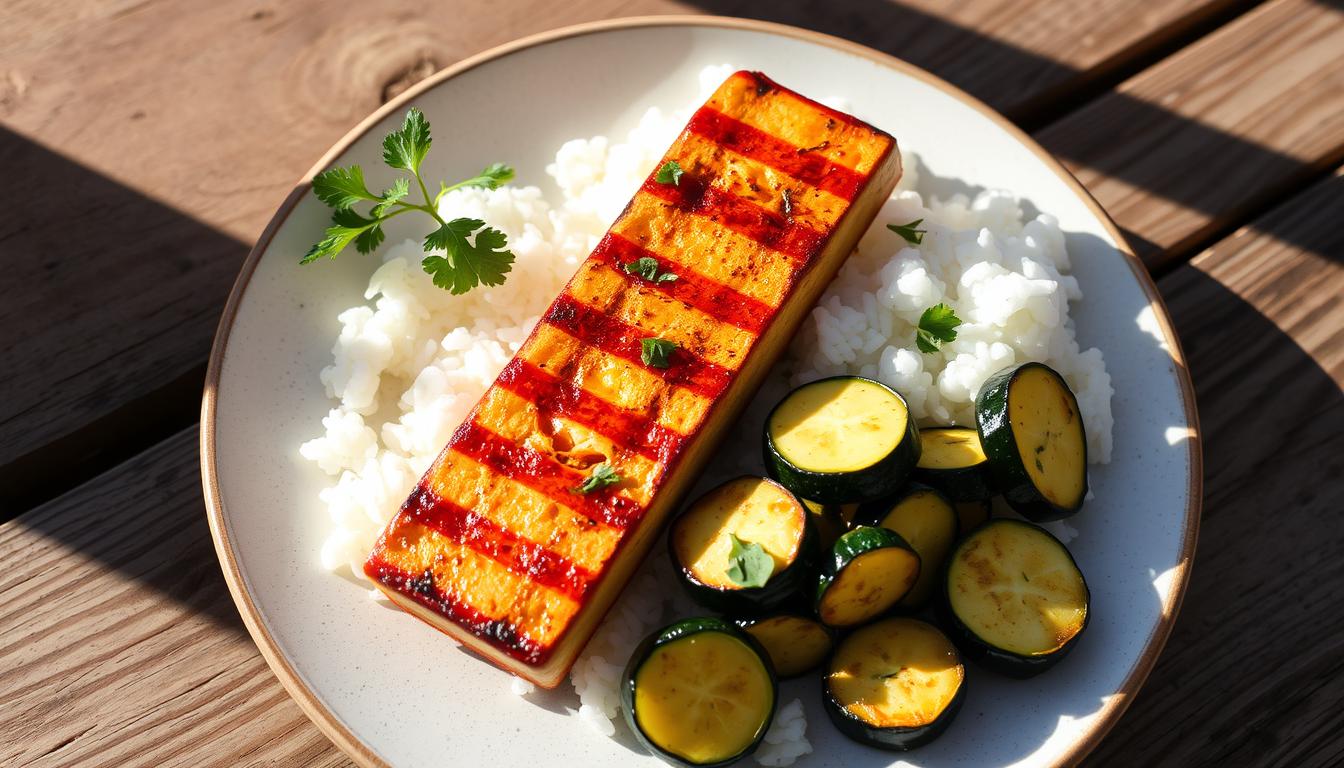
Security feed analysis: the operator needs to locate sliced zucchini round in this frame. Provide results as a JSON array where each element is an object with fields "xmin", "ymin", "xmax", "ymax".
[
  {"xmin": 913, "ymin": 426, "xmax": 995, "ymax": 501},
  {"xmin": 765, "ymin": 376, "xmax": 920, "ymax": 504},
  {"xmin": 954, "ymin": 498, "xmax": 992, "ymax": 535},
  {"xmin": 824, "ymin": 617, "xmax": 965, "ymax": 751},
  {"xmin": 857, "ymin": 484, "xmax": 959, "ymax": 610},
  {"xmin": 670, "ymin": 476, "xmax": 817, "ymax": 615},
  {"xmin": 623, "ymin": 617, "xmax": 777, "ymax": 768},
  {"xmin": 801, "ymin": 498, "xmax": 858, "ymax": 551},
  {"xmin": 975, "ymin": 363, "xmax": 1088, "ymax": 521},
  {"xmin": 815, "ymin": 526, "xmax": 920, "ymax": 628},
  {"xmin": 943, "ymin": 519, "xmax": 1090, "ymax": 677},
  {"xmin": 736, "ymin": 613, "xmax": 835, "ymax": 679}
]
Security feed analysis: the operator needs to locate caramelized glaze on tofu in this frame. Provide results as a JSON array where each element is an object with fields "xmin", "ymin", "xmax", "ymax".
[{"xmin": 365, "ymin": 70, "xmax": 902, "ymax": 687}]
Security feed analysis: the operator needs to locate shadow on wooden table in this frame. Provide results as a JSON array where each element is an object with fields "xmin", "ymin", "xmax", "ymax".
[
  {"xmin": 3, "ymin": 0, "xmax": 1338, "ymax": 516},
  {"xmin": 1082, "ymin": 228, "xmax": 1344, "ymax": 764},
  {"xmin": 4, "ymin": 427, "xmax": 249, "ymax": 633},
  {"xmin": 0, "ymin": 124, "xmax": 247, "ymax": 519},
  {"xmin": 688, "ymin": 0, "xmax": 1344, "ymax": 269},
  {"xmin": 2, "ymin": 5, "xmax": 1342, "ymax": 763}
]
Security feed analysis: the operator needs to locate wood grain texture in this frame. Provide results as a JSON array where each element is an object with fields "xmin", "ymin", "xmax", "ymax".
[
  {"xmin": 0, "ymin": 0, "xmax": 674, "ymax": 510},
  {"xmin": 0, "ymin": 428, "xmax": 351, "ymax": 768},
  {"xmin": 679, "ymin": 0, "xmax": 1259, "ymax": 119},
  {"xmin": 1083, "ymin": 169, "xmax": 1344, "ymax": 767},
  {"xmin": 5, "ymin": 167, "xmax": 1340, "ymax": 764},
  {"xmin": 4, "ymin": 1, "xmax": 1344, "ymax": 765},
  {"xmin": 1039, "ymin": 0, "xmax": 1344, "ymax": 270},
  {"xmin": 0, "ymin": 0, "xmax": 1258, "ymax": 512}
]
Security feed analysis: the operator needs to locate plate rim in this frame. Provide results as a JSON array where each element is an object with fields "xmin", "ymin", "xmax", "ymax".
[{"xmin": 200, "ymin": 14, "xmax": 1203, "ymax": 768}]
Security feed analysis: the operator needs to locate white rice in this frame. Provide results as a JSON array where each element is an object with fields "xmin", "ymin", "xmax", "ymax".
[
  {"xmin": 300, "ymin": 64, "xmax": 1111, "ymax": 765},
  {"xmin": 790, "ymin": 168, "xmax": 1114, "ymax": 463}
]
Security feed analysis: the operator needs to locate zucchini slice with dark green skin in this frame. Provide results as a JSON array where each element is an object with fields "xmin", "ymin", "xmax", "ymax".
[
  {"xmin": 954, "ymin": 498, "xmax": 992, "ymax": 535},
  {"xmin": 623, "ymin": 617, "xmax": 777, "ymax": 768},
  {"xmin": 815, "ymin": 526, "xmax": 920, "ymax": 628},
  {"xmin": 942, "ymin": 519, "xmax": 1090, "ymax": 678},
  {"xmin": 670, "ymin": 476, "xmax": 817, "ymax": 615},
  {"xmin": 856, "ymin": 484, "xmax": 959, "ymax": 610},
  {"xmin": 736, "ymin": 613, "xmax": 836, "ymax": 678},
  {"xmin": 913, "ymin": 426, "xmax": 995, "ymax": 501},
  {"xmin": 824, "ymin": 617, "xmax": 965, "ymax": 751},
  {"xmin": 975, "ymin": 363, "xmax": 1088, "ymax": 521},
  {"xmin": 765, "ymin": 376, "xmax": 920, "ymax": 504}
]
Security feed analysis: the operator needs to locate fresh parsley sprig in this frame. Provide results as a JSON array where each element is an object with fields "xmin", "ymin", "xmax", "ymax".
[
  {"xmin": 655, "ymin": 160, "xmax": 684, "ymax": 186},
  {"xmin": 916, "ymin": 303, "xmax": 961, "ymax": 353},
  {"xmin": 725, "ymin": 533, "xmax": 773, "ymax": 588},
  {"xmin": 302, "ymin": 108, "xmax": 517, "ymax": 295},
  {"xmin": 623, "ymin": 257, "xmax": 678, "ymax": 284},
  {"xmin": 575, "ymin": 463, "xmax": 622, "ymax": 494},
  {"xmin": 887, "ymin": 218, "xmax": 927, "ymax": 246},
  {"xmin": 641, "ymin": 337, "xmax": 677, "ymax": 368}
]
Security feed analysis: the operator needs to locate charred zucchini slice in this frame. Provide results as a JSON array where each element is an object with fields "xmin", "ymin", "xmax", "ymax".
[
  {"xmin": 824, "ymin": 617, "xmax": 965, "ymax": 750},
  {"xmin": 975, "ymin": 363, "xmax": 1088, "ymax": 521},
  {"xmin": 765, "ymin": 376, "xmax": 920, "ymax": 504},
  {"xmin": 736, "ymin": 614, "xmax": 835, "ymax": 678},
  {"xmin": 954, "ymin": 498, "xmax": 992, "ymax": 535},
  {"xmin": 943, "ymin": 519, "xmax": 1090, "ymax": 677},
  {"xmin": 623, "ymin": 617, "xmax": 777, "ymax": 767},
  {"xmin": 913, "ymin": 427, "xmax": 994, "ymax": 501},
  {"xmin": 670, "ymin": 477, "xmax": 816, "ymax": 615},
  {"xmin": 815, "ymin": 526, "xmax": 919, "ymax": 628},
  {"xmin": 857, "ymin": 484, "xmax": 959, "ymax": 610}
]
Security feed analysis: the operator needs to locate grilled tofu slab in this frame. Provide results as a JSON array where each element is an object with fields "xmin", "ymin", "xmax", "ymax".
[{"xmin": 365, "ymin": 70, "xmax": 902, "ymax": 687}]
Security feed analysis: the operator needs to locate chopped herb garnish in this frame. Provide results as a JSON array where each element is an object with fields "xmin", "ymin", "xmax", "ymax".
[
  {"xmin": 640, "ymin": 337, "xmax": 677, "ymax": 368},
  {"xmin": 916, "ymin": 303, "xmax": 961, "ymax": 353},
  {"xmin": 623, "ymin": 257, "xmax": 678, "ymax": 284},
  {"xmin": 725, "ymin": 533, "xmax": 774, "ymax": 588},
  {"xmin": 574, "ymin": 463, "xmax": 621, "ymax": 494},
  {"xmin": 887, "ymin": 218, "xmax": 927, "ymax": 246},
  {"xmin": 303, "ymin": 108, "xmax": 516, "ymax": 295},
  {"xmin": 655, "ymin": 160, "xmax": 684, "ymax": 186},
  {"xmin": 781, "ymin": 188, "xmax": 794, "ymax": 216}
]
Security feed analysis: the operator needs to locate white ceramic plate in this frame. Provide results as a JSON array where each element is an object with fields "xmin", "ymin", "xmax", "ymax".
[{"xmin": 203, "ymin": 17, "xmax": 1200, "ymax": 768}]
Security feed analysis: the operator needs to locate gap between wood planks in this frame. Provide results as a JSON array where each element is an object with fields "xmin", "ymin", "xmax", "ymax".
[
  {"xmin": 1, "ymin": 0, "xmax": 1337, "ymax": 520},
  {"xmin": 3, "ymin": 168, "xmax": 1338, "ymax": 768}
]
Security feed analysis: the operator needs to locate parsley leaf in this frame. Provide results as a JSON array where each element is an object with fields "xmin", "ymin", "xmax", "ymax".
[
  {"xmin": 370, "ymin": 177, "xmax": 410, "ymax": 218},
  {"xmin": 916, "ymin": 303, "xmax": 961, "ymax": 353},
  {"xmin": 422, "ymin": 219, "xmax": 513, "ymax": 294},
  {"xmin": 725, "ymin": 533, "xmax": 774, "ymax": 588},
  {"xmin": 574, "ymin": 463, "xmax": 621, "ymax": 494},
  {"xmin": 640, "ymin": 337, "xmax": 677, "ymax": 368},
  {"xmin": 382, "ymin": 108, "xmax": 432, "ymax": 173},
  {"xmin": 655, "ymin": 160, "xmax": 684, "ymax": 186},
  {"xmin": 623, "ymin": 257, "xmax": 678, "ymax": 284},
  {"xmin": 302, "ymin": 108, "xmax": 516, "ymax": 294},
  {"xmin": 301, "ymin": 208, "xmax": 376, "ymax": 264},
  {"xmin": 887, "ymin": 218, "xmax": 927, "ymax": 246},
  {"xmin": 312, "ymin": 165, "xmax": 380, "ymax": 209},
  {"xmin": 435, "ymin": 163, "xmax": 516, "ymax": 205}
]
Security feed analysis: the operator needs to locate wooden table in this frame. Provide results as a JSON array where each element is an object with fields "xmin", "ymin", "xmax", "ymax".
[{"xmin": 2, "ymin": 1, "xmax": 1341, "ymax": 765}]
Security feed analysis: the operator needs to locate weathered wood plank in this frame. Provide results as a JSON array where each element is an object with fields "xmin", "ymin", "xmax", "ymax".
[
  {"xmin": 681, "ymin": 0, "xmax": 1261, "ymax": 120},
  {"xmin": 0, "ymin": 428, "xmax": 350, "ymax": 767},
  {"xmin": 2, "ymin": 170, "xmax": 1338, "ymax": 765},
  {"xmin": 1083, "ymin": 169, "xmax": 1344, "ymax": 766},
  {"xmin": 0, "ymin": 0, "xmax": 1259, "ymax": 511},
  {"xmin": 1039, "ymin": 0, "xmax": 1344, "ymax": 270}
]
